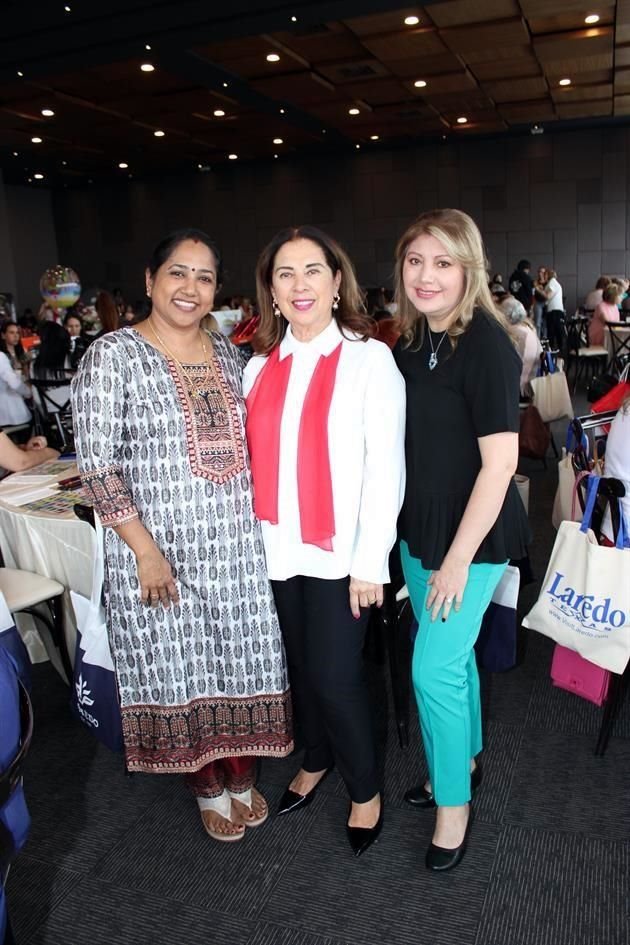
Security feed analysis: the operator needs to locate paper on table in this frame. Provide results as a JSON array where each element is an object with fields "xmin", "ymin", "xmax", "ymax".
[{"xmin": 0, "ymin": 486, "xmax": 59, "ymax": 507}]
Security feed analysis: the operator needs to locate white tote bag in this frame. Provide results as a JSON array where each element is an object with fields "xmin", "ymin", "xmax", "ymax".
[
  {"xmin": 69, "ymin": 514, "xmax": 114, "ymax": 672},
  {"xmin": 530, "ymin": 365, "xmax": 574, "ymax": 424},
  {"xmin": 523, "ymin": 477, "xmax": 630, "ymax": 673}
]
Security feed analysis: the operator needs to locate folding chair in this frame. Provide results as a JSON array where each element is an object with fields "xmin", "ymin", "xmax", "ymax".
[{"xmin": 30, "ymin": 372, "xmax": 75, "ymax": 451}]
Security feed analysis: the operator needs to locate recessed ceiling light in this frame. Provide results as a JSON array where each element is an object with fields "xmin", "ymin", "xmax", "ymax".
[
  {"xmin": 213, "ymin": 109, "xmax": 225, "ymax": 117},
  {"xmin": 404, "ymin": 15, "xmax": 419, "ymax": 25},
  {"xmin": 154, "ymin": 130, "xmax": 165, "ymax": 137},
  {"xmin": 118, "ymin": 162, "xmax": 129, "ymax": 169},
  {"xmin": 17, "ymin": 71, "xmax": 23, "ymax": 77},
  {"xmin": 291, "ymin": 15, "xmax": 297, "ymax": 22},
  {"xmin": 584, "ymin": 13, "xmax": 600, "ymax": 24},
  {"xmin": 356, "ymin": 144, "xmax": 361, "ymax": 149},
  {"xmin": 41, "ymin": 108, "xmax": 55, "ymax": 117},
  {"xmin": 266, "ymin": 53, "xmax": 280, "ymax": 62},
  {"xmin": 280, "ymin": 108, "xmax": 285, "ymax": 114},
  {"xmin": 61, "ymin": 160, "xmax": 67, "ymax": 165},
  {"xmin": 34, "ymin": 173, "xmax": 44, "ymax": 179},
  {"xmin": 140, "ymin": 63, "xmax": 155, "ymax": 72},
  {"xmin": 559, "ymin": 77, "xmax": 571, "ymax": 86},
  {"xmin": 12, "ymin": 151, "xmax": 18, "ymax": 157},
  {"xmin": 223, "ymin": 82, "xmax": 229, "ymax": 88},
  {"xmin": 197, "ymin": 163, "xmax": 203, "ymax": 169},
  {"xmin": 349, "ymin": 107, "xmax": 360, "ymax": 115},
  {"xmin": 27, "ymin": 178, "xmax": 32, "ymax": 183},
  {"xmin": 370, "ymin": 134, "xmax": 379, "ymax": 140},
  {"xmin": 64, "ymin": 4, "xmax": 71, "ymax": 11},
  {"xmin": 274, "ymin": 153, "xmax": 279, "ymax": 159},
  {"xmin": 273, "ymin": 137, "xmax": 283, "ymax": 144},
  {"xmin": 31, "ymin": 136, "xmax": 42, "ymax": 143},
  {"xmin": 456, "ymin": 116, "xmax": 468, "ymax": 124},
  {"xmin": 322, "ymin": 129, "xmax": 326, "ymax": 134},
  {"xmin": 414, "ymin": 79, "xmax": 427, "ymax": 88},
  {"xmin": 145, "ymin": 44, "xmax": 152, "ymax": 50},
  {"xmin": 228, "ymin": 153, "xmax": 238, "ymax": 160}
]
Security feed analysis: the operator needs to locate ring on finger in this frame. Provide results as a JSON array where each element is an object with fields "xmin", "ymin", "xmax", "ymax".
[{"xmin": 445, "ymin": 596, "xmax": 454, "ymax": 604}]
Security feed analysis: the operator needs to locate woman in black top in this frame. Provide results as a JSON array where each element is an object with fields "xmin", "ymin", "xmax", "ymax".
[{"xmin": 392, "ymin": 209, "xmax": 530, "ymax": 872}]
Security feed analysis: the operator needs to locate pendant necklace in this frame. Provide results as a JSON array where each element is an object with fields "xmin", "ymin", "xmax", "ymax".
[
  {"xmin": 427, "ymin": 329, "xmax": 448, "ymax": 370},
  {"xmin": 147, "ymin": 319, "xmax": 211, "ymax": 399}
]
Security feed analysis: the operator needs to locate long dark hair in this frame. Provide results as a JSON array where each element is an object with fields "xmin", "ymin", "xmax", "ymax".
[
  {"xmin": 33, "ymin": 321, "xmax": 71, "ymax": 379},
  {"xmin": 95, "ymin": 291, "xmax": 120, "ymax": 335},
  {"xmin": 254, "ymin": 225, "xmax": 373, "ymax": 355}
]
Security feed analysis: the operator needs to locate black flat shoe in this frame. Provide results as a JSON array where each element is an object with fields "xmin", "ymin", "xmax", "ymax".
[
  {"xmin": 346, "ymin": 805, "xmax": 383, "ymax": 857},
  {"xmin": 277, "ymin": 770, "xmax": 330, "ymax": 816},
  {"xmin": 425, "ymin": 809, "xmax": 474, "ymax": 872},
  {"xmin": 404, "ymin": 763, "xmax": 482, "ymax": 809}
]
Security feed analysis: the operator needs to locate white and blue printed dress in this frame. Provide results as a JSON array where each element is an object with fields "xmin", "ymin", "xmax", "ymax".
[{"xmin": 71, "ymin": 327, "xmax": 292, "ymax": 773}]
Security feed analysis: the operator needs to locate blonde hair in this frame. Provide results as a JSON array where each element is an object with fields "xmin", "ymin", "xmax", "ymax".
[{"xmin": 394, "ymin": 208, "xmax": 512, "ymax": 347}]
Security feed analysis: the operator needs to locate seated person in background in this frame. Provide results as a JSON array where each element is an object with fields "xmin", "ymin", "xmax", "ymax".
[
  {"xmin": 32, "ymin": 322, "xmax": 71, "ymax": 379},
  {"xmin": 0, "ymin": 321, "xmax": 28, "ymax": 379},
  {"xmin": 601, "ymin": 394, "xmax": 630, "ymax": 545},
  {"xmin": 63, "ymin": 312, "xmax": 90, "ymax": 369},
  {"xmin": 0, "ymin": 432, "xmax": 59, "ymax": 472},
  {"xmin": 0, "ymin": 347, "xmax": 32, "ymax": 428},
  {"xmin": 497, "ymin": 291, "xmax": 543, "ymax": 398},
  {"xmin": 584, "ymin": 276, "xmax": 610, "ymax": 312},
  {"xmin": 121, "ymin": 303, "xmax": 137, "ymax": 325},
  {"xmin": 589, "ymin": 283, "xmax": 620, "ymax": 347}
]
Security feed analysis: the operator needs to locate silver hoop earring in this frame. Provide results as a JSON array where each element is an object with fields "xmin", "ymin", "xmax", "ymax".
[
  {"xmin": 272, "ymin": 297, "xmax": 281, "ymax": 318},
  {"xmin": 332, "ymin": 292, "xmax": 340, "ymax": 312}
]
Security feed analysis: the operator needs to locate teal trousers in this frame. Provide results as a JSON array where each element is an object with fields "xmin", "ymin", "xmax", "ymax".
[{"xmin": 400, "ymin": 541, "xmax": 507, "ymax": 806}]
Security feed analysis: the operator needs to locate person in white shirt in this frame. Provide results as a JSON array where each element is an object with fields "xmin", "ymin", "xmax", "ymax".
[
  {"xmin": 0, "ymin": 350, "xmax": 32, "ymax": 427},
  {"xmin": 602, "ymin": 396, "xmax": 630, "ymax": 544},
  {"xmin": 584, "ymin": 276, "xmax": 610, "ymax": 313},
  {"xmin": 243, "ymin": 225, "xmax": 406, "ymax": 857},
  {"xmin": 544, "ymin": 269, "xmax": 565, "ymax": 352}
]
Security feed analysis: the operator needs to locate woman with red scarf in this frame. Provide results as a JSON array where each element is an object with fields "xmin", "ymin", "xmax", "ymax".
[{"xmin": 243, "ymin": 226, "xmax": 405, "ymax": 857}]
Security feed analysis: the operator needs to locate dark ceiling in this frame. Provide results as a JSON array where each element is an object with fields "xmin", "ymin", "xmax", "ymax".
[{"xmin": 1, "ymin": 0, "xmax": 627, "ymax": 188}]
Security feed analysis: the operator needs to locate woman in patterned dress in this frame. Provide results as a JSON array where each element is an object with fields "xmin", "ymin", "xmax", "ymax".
[{"xmin": 71, "ymin": 229, "xmax": 293, "ymax": 842}]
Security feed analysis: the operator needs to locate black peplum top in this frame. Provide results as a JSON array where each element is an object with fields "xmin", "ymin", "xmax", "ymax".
[{"xmin": 393, "ymin": 308, "xmax": 531, "ymax": 571}]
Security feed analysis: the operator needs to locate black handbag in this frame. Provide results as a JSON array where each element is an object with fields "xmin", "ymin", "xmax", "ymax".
[{"xmin": 587, "ymin": 373, "xmax": 618, "ymax": 404}]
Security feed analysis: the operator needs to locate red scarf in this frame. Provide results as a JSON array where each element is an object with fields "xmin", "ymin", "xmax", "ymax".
[{"xmin": 246, "ymin": 342, "xmax": 342, "ymax": 551}]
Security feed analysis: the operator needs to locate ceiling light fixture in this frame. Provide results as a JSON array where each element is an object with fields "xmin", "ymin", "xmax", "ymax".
[
  {"xmin": 145, "ymin": 44, "xmax": 152, "ymax": 50},
  {"xmin": 62, "ymin": 160, "xmax": 67, "ymax": 165},
  {"xmin": 31, "ymin": 136, "xmax": 42, "ymax": 143},
  {"xmin": 370, "ymin": 134, "xmax": 379, "ymax": 140},
  {"xmin": 274, "ymin": 153, "xmax": 279, "ymax": 159},
  {"xmin": 154, "ymin": 130, "xmax": 165, "ymax": 137},
  {"xmin": 64, "ymin": 4, "xmax": 71, "ymax": 11},
  {"xmin": 456, "ymin": 116, "xmax": 468, "ymax": 124},
  {"xmin": 41, "ymin": 108, "xmax": 55, "ymax": 117},
  {"xmin": 118, "ymin": 162, "xmax": 129, "ymax": 169},
  {"xmin": 584, "ymin": 13, "xmax": 600, "ymax": 24},
  {"xmin": 414, "ymin": 79, "xmax": 427, "ymax": 88},
  {"xmin": 213, "ymin": 109, "xmax": 225, "ymax": 117},
  {"xmin": 34, "ymin": 173, "xmax": 44, "ymax": 179},
  {"xmin": 266, "ymin": 53, "xmax": 280, "ymax": 62},
  {"xmin": 349, "ymin": 107, "xmax": 360, "ymax": 115},
  {"xmin": 291, "ymin": 15, "xmax": 297, "ymax": 21},
  {"xmin": 12, "ymin": 151, "xmax": 18, "ymax": 157},
  {"xmin": 355, "ymin": 144, "xmax": 361, "ymax": 149},
  {"xmin": 559, "ymin": 77, "xmax": 571, "ymax": 86},
  {"xmin": 280, "ymin": 108, "xmax": 285, "ymax": 114},
  {"xmin": 404, "ymin": 15, "xmax": 419, "ymax": 25},
  {"xmin": 223, "ymin": 82, "xmax": 229, "ymax": 88},
  {"xmin": 228, "ymin": 153, "xmax": 238, "ymax": 160},
  {"xmin": 17, "ymin": 71, "xmax": 23, "ymax": 77},
  {"xmin": 140, "ymin": 63, "xmax": 155, "ymax": 72},
  {"xmin": 273, "ymin": 137, "xmax": 283, "ymax": 144}
]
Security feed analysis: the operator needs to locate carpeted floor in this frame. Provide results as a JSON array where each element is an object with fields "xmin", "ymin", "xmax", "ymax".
[{"xmin": 6, "ymin": 414, "xmax": 630, "ymax": 945}]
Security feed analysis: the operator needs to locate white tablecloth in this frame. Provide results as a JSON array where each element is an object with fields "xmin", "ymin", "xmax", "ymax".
[{"xmin": 0, "ymin": 485, "xmax": 95, "ymax": 675}]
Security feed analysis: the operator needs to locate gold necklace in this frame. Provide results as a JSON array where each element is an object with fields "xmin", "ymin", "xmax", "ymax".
[{"xmin": 147, "ymin": 319, "xmax": 212, "ymax": 399}]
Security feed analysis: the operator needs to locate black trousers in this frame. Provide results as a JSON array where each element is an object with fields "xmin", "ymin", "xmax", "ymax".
[
  {"xmin": 546, "ymin": 309, "xmax": 565, "ymax": 354},
  {"xmin": 271, "ymin": 575, "xmax": 379, "ymax": 803}
]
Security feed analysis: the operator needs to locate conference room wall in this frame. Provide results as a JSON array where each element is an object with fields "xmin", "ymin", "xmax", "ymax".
[
  {"xmin": 4, "ymin": 183, "xmax": 59, "ymax": 314},
  {"xmin": 42, "ymin": 124, "xmax": 630, "ymax": 311}
]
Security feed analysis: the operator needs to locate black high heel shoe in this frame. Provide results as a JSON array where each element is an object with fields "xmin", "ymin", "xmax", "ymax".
[
  {"xmin": 404, "ymin": 763, "xmax": 482, "ymax": 809},
  {"xmin": 346, "ymin": 804, "xmax": 383, "ymax": 857},
  {"xmin": 277, "ymin": 770, "xmax": 330, "ymax": 816},
  {"xmin": 425, "ymin": 808, "xmax": 474, "ymax": 872}
]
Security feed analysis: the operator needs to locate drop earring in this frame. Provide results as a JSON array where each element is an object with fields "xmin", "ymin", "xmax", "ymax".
[
  {"xmin": 272, "ymin": 296, "xmax": 281, "ymax": 318},
  {"xmin": 332, "ymin": 292, "xmax": 340, "ymax": 311}
]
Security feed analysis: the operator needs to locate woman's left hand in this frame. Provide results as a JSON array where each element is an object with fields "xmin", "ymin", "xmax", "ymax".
[
  {"xmin": 426, "ymin": 556, "xmax": 469, "ymax": 622},
  {"xmin": 349, "ymin": 578, "xmax": 384, "ymax": 619},
  {"xmin": 25, "ymin": 436, "xmax": 47, "ymax": 451}
]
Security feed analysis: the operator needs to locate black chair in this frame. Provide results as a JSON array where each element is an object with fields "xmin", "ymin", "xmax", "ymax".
[
  {"xmin": 30, "ymin": 372, "xmax": 75, "ymax": 451},
  {"xmin": 566, "ymin": 314, "xmax": 608, "ymax": 393},
  {"xmin": 605, "ymin": 322, "xmax": 630, "ymax": 376}
]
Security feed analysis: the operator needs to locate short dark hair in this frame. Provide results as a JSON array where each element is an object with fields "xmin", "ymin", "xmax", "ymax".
[
  {"xmin": 517, "ymin": 259, "xmax": 531, "ymax": 270},
  {"xmin": 147, "ymin": 228, "xmax": 224, "ymax": 286}
]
